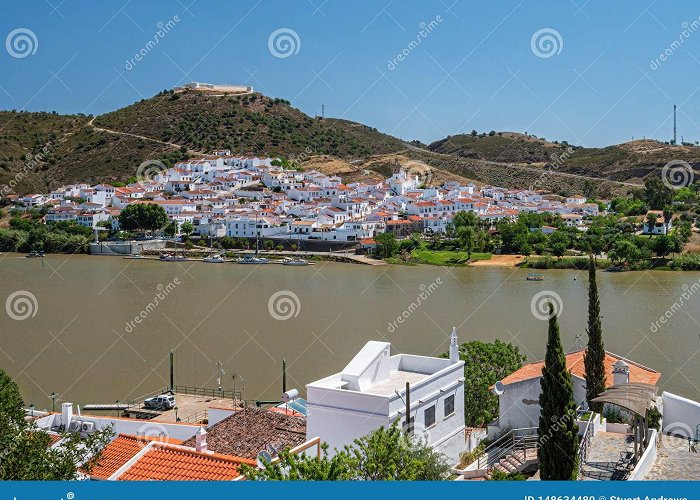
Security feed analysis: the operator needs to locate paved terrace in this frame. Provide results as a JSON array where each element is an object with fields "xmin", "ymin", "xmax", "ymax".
[
  {"xmin": 645, "ymin": 434, "xmax": 700, "ymax": 480},
  {"xmin": 580, "ymin": 432, "xmax": 635, "ymax": 480},
  {"xmin": 121, "ymin": 393, "xmax": 239, "ymax": 424}
]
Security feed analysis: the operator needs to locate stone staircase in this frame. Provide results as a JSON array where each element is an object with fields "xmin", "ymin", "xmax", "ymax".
[{"xmin": 484, "ymin": 447, "xmax": 538, "ymax": 478}]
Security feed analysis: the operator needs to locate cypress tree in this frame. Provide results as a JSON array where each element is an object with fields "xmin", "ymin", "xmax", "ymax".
[
  {"xmin": 538, "ymin": 302, "xmax": 579, "ymax": 480},
  {"xmin": 584, "ymin": 254, "xmax": 606, "ymax": 413}
]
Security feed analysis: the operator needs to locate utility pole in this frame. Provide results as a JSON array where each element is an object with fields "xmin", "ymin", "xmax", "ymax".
[
  {"xmin": 673, "ymin": 104, "xmax": 677, "ymax": 144},
  {"xmin": 169, "ymin": 350, "xmax": 174, "ymax": 392},
  {"xmin": 404, "ymin": 382, "xmax": 412, "ymax": 435},
  {"xmin": 282, "ymin": 358, "xmax": 287, "ymax": 394}
]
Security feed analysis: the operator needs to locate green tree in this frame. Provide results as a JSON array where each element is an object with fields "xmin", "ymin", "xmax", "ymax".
[
  {"xmin": 163, "ymin": 220, "xmax": 179, "ymax": 238},
  {"xmin": 345, "ymin": 423, "xmax": 450, "ymax": 480},
  {"xmin": 180, "ymin": 221, "xmax": 195, "ymax": 236},
  {"xmin": 375, "ymin": 232, "xmax": 399, "ymax": 259},
  {"xmin": 538, "ymin": 303, "xmax": 579, "ymax": 480},
  {"xmin": 118, "ymin": 203, "xmax": 167, "ymax": 233},
  {"xmin": 242, "ymin": 444, "xmax": 353, "ymax": 480},
  {"xmin": 0, "ymin": 369, "xmax": 113, "ymax": 479},
  {"xmin": 643, "ymin": 177, "xmax": 673, "ymax": 210},
  {"xmin": 584, "ymin": 255, "xmax": 606, "ymax": 413},
  {"xmin": 443, "ymin": 340, "xmax": 525, "ymax": 427},
  {"xmin": 457, "ymin": 225, "xmax": 475, "ymax": 258},
  {"xmin": 243, "ymin": 423, "xmax": 450, "ymax": 481}
]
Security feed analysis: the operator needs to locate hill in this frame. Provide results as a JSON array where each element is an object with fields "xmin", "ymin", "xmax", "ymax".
[
  {"xmin": 1, "ymin": 88, "xmax": 699, "ymax": 197},
  {"xmin": 427, "ymin": 133, "xmax": 700, "ymax": 188}
]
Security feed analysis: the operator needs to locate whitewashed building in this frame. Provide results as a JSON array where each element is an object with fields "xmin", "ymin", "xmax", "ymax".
[{"xmin": 306, "ymin": 329, "xmax": 466, "ymax": 464}]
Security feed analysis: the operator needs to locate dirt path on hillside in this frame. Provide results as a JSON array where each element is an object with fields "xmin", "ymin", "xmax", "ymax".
[
  {"xmin": 400, "ymin": 143, "xmax": 643, "ymax": 188},
  {"xmin": 87, "ymin": 116, "xmax": 207, "ymax": 154}
]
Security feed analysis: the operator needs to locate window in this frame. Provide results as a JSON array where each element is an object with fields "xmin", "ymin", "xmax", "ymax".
[
  {"xmin": 424, "ymin": 405, "xmax": 436, "ymax": 428},
  {"xmin": 444, "ymin": 395, "xmax": 455, "ymax": 418}
]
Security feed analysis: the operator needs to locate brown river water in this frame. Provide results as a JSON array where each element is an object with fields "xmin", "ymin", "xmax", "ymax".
[{"xmin": 0, "ymin": 254, "xmax": 698, "ymax": 410}]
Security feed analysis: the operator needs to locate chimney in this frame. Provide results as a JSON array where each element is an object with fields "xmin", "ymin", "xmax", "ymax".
[
  {"xmin": 61, "ymin": 402, "xmax": 73, "ymax": 430},
  {"xmin": 195, "ymin": 426, "xmax": 207, "ymax": 453},
  {"xmin": 449, "ymin": 327, "xmax": 460, "ymax": 364},
  {"xmin": 612, "ymin": 359, "xmax": 630, "ymax": 386}
]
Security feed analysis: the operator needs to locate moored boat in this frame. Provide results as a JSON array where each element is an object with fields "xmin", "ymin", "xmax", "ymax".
[
  {"xmin": 526, "ymin": 273, "xmax": 544, "ymax": 281},
  {"xmin": 203, "ymin": 254, "xmax": 226, "ymax": 263},
  {"xmin": 282, "ymin": 258, "xmax": 309, "ymax": 266}
]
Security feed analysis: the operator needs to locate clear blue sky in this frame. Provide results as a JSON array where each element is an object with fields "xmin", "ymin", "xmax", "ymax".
[{"xmin": 2, "ymin": 0, "xmax": 699, "ymax": 147}]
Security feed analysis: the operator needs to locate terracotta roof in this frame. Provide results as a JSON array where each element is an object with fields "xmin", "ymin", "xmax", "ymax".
[
  {"xmin": 500, "ymin": 350, "xmax": 661, "ymax": 387},
  {"xmin": 181, "ymin": 407, "xmax": 306, "ymax": 460},
  {"xmin": 118, "ymin": 443, "xmax": 254, "ymax": 481},
  {"xmin": 90, "ymin": 434, "xmax": 183, "ymax": 480}
]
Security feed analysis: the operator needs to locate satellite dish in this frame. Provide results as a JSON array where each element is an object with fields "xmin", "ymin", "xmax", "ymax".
[
  {"xmin": 492, "ymin": 381, "xmax": 505, "ymax": 396},
  {"xmin": 256, "ymin": 450, "xmax": 273, "ymax": 468},
  {"xmin": 282, "ymin": 389, "xmax": 299, "ymax": 403}
]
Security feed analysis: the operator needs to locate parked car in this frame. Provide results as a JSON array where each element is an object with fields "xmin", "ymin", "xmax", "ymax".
[{"xmin": 143, "ymin": 394, "xmax": 176, "ymax": 410}]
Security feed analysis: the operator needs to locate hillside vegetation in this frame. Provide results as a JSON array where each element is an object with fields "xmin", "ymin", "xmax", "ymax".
[
  {"xmin": 428, "ymin": 132, "xmax": 700, "ymax": 187},
  {"xmin": 1, "ymin": 89, "xmax": 699, "ymax": 196},
  {"xmin": 94, "ymin": 90, "xmax": 407, "ymax": 158}
]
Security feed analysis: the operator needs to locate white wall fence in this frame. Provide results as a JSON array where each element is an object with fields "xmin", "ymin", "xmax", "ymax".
[{"xmin": 661, "ymin": 391, "xmax": 700, "ymax": 441}]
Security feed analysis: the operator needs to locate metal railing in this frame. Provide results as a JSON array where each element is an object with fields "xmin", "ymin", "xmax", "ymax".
[
  {"xmin": 170, "ymin": 385, "xmax": 241, "ymax": 400},
  {"xmin": 183, "ymin": 409, "xmax": 209, "ymax": 424},
  {"xmin": 577, "ymin": 411, "xmax": 595, "ymax": 478},
  {"xmin": 476, "ymin": 427, "xmax": 538, "ymax": 471}
]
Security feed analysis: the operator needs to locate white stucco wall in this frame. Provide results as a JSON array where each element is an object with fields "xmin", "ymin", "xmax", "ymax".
[
  {"xmin": 495, "ymin": 376, "xmax": 588, "ymax": 436},
  {"xmin": 306, "ymin": 361, "xmax": 466, "ymax": 464},
  {"xmin": 661, "ymin": 391, "xmax": 700, "ymax": 440}
]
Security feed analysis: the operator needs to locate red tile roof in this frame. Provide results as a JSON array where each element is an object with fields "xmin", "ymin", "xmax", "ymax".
[
  {"xmin": 118, "ymin": 443, "xmax": 255, "ymax": 481},
  {"xmin": 500, "ymin": 350, "xmax": 661, "ymax": 387},
  {"xmin": 90, "ymin": 434, "xmax": 183, "ymax": 480}
]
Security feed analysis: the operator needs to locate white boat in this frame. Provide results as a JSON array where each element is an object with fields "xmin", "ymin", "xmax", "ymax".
[
  {"xmin": 124, "ymin": 254, "xmax": 146, "ymax": 260},
  {"xmin": 237, "ymin": 256, "xmax": 269, "ymax": 264},
  {"xmin": 282, "ymin": 258, "xmax": 309, "ymax": 266},
  {"xmin": 203, "ymin": 254, "xmax": 226, "ymax": 263}
]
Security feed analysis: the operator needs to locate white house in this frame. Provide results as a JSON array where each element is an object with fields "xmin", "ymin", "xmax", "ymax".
[
  {"xmin": 642, "ymin": 210, "xmax": 672, "ymax": 235},
  {"xmin": 489, "ymin": 350, "xmax": 661, "ymax": 439},
  {"xmin": 306, "ymin": 329, "xmax": 466, "ymax": 464}
]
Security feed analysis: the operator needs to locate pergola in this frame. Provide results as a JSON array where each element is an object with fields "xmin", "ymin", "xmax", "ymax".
[{"xmin": 591, "ymin": 383, "xmax": 658, "ymax": 462}]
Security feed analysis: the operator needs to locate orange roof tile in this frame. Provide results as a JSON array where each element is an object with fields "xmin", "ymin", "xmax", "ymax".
[
  {"xmin": 90, "ymin": 434, "xmax": 183, "ymax": 480},
  {"xmin": 500, "ymin": 350, "xmax": 660, "ymax": 387},
  {"xmin": 118, "ymin": 443, "xmax": 255, "ymax": 481}
]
